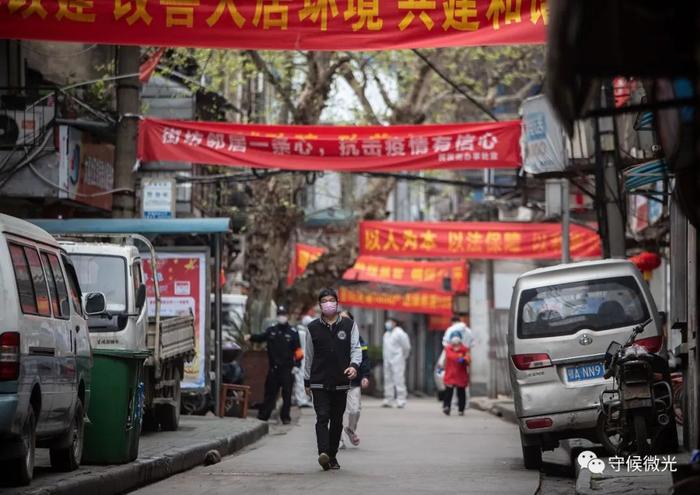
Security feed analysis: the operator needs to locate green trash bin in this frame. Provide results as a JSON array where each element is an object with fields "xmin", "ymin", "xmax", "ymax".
[{"xmin": 82, "ymin": 349, "xmax": 150, "ymax": 464}]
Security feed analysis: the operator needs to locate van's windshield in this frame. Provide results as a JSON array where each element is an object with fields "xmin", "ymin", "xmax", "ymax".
[
  {"xmin": 517, "ymin": 276, "xmax": 650, "ymax": 339},
  {"xmin": 70, "ymin": 254, "xmax": 128, "ymax": 312}
]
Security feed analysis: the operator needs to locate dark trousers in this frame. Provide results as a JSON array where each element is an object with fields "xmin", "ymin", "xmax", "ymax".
[
  {"xmin": 258, "ymin": 366, "xmax": 294, "ymax": 421},
  {"xmin": 311, "ymin": 389, "xmax": 347, "ymax": 458},
  {"xmin": 443, "ymin": 386, "xmax": 466, "ymax": 412}
]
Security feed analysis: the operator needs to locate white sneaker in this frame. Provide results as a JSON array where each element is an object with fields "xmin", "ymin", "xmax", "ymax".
[
  {"xmin": 382, "ymin": 401, "xmax": 393, "ymax": 408},
  {"xmin": 397, "ymin": 402, "xmax": 406, "ymax": 409}
]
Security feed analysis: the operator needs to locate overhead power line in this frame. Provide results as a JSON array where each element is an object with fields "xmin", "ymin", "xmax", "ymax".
[{"xmin": 411, "ymin": 48, "xmax": 499, "ymax": 122}]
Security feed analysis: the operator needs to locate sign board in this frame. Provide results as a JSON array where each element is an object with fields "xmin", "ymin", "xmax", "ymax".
[
  {"xmin": 521, "ymin": 95, "xmax": 567, "ymax": 174},
  {"xmin": 142, "ymin": 177, "xmax": 175, "ymax": 219},
  {"xmin": 58, "ymin": 125, "xmax": 115, "ymax": 211},
  {"xmin": 142, "ymin": 251, "xmax": 208, "ymax": 390}
]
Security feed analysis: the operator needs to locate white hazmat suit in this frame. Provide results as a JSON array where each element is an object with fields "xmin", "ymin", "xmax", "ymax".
[
  {"xmin": 441, "ymin": 321, "xmax": 474, "ymax": 348},
  {"xmin": 292, "ymin": 316, "xmax": 313, "ymax": 407},
  {"xmin": 382, "ymin": 322, "xmax": 411, "ymax": 407}
]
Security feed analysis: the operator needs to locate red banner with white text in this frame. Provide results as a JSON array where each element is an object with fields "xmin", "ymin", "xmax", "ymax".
[
  {"xmin": 288, "ymin": 243, "xmax": 469, "ymax": 292},
  {"xmin": 339, "ymin": 286, "xmax": 453, "ymax": 316},
  {"xmin": 138, "ymin": 118, "xmax": 522, "ymax": 172},
  {"xmin": 0, "ymin": 0, "xmax": 547, "ymax": 51},
  {"xmin": 360, "ymin": 221, "xmax": 602, "ymax": 259}
]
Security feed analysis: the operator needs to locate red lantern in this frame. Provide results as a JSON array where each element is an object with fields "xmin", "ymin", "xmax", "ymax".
[{"xmin": 629, "ymin": 251, "xmax": 661, "ymax": 281}]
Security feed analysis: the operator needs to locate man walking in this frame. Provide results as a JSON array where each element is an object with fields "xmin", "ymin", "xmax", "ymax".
[
  {"xmin": 246, "ymin": 306, "xmax": 301, "ymax": 425},
  {"xmin": 382, "ymin": 318, "xmax": 411, "ymax": 408},
  {"xmin": 304, "ymin": 288, "xmax": 362, "ymax": 471}
]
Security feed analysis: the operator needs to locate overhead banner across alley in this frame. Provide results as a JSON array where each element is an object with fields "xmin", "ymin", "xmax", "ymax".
[
  {"xmin": 339, "ymin": 286, "xmax": 453, "ymax": 315},
  {"xmin": 288, "ymin": 243, "xmax": 468, "ymax": 292},
  {"xmin": 138, "ymin": 117, "xmax": 522, "ymax": 172},
  {"xmin": 360, "ymin": 221, "xmax": 602, "ymax": 259},
  {"xmin": 0, "ymin": 1, "xmax": 547, "ymax": 51}
]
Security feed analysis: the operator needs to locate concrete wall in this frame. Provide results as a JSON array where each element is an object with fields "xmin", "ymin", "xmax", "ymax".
[{"xmin": 469, "ymin": 260, "xmax": 541, "ymax": 395}]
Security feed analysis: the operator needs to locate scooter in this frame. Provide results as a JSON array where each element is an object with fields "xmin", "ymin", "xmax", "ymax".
[{"xmin": 598, "ymin": 318, "xmax": 678, "ymax": 455}]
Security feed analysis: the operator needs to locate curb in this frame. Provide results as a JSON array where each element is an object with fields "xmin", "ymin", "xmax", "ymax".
[
  {"xmin": 471, "ymin": 398, "xmax": 518, "ymax": 425},
  {"xmin": 24, "ymin": 422, "xmax": 269, "ymax": 495}
]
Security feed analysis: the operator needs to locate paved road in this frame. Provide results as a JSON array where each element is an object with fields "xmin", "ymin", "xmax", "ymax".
[{"xmin": 134, "ymin": 398, "xmax": 539, "ymax": 495}]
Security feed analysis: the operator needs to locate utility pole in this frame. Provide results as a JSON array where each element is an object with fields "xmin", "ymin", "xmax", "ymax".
[
  {"xmin": 594, "ymin": 81, "xmax": 626, "ymax": 258},
  {"xmin": 113, "ymin": 46, "xmax": 140, "ymax": 219},
  {"xmin": 561, "ymin": 179, "xmax": 571, "ymax": 263},
  {"xmin": 485, "ymin": 168, "xmax": 498, "ymax": 399}
]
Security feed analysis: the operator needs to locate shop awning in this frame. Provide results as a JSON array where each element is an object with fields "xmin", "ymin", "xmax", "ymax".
[{"xmin": 30, "ymin": 217, "xmax": 231, "ymax": 235}]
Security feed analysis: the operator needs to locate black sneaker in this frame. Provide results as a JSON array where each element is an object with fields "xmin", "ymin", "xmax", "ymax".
[
  {"xmin": 282, "ymin": 419, "xmax": 291, "ymax": 425},
  {"xmin": 318, "ymin": 453, "xmax": 331, "ymax": 471},
  {"xmin": 443, "ymin": 407, "xmax": 450, "ymax": 416},
  {"xmin": 329, "ymin": 458, "xmax": 340, "ymax": 470},
  {"xmin": 458, "ymin": 410, "xmax": 465, "ymax": 416}
]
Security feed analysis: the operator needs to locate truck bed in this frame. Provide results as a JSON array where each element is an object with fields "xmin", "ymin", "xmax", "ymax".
[{"xmin": 147, "ymin": 314, "xmax": 196, "ymax": 362}]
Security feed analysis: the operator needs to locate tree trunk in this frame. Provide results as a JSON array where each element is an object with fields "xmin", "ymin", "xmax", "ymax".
[
  {"xmin": 284, "ymin": 177, "xmax": 396, "ymax": 316},
  {"xmin": 243, "ymin": 174, "xmax": 305, "ymax": 333}
]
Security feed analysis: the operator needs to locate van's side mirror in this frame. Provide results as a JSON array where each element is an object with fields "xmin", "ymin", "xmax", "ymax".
[
  {"xmin": 135, "ymin": 284, "xmax": 147, "ymax": 311},
  {"xmin": 85, "ymin": 292, "xmax": 107, "ymax": 316}
]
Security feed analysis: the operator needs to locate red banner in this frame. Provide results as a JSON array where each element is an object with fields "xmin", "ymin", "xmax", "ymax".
[
  {"xmin": 0, "ymin": 1, "xmax": 547, "ymax": 51},
  {"xmin": 360, "ymin": 221, "xmax": 602, "ymax": 259},
  {"xmin": 138, "ymin": 117, "xmax": 522, "ymax": 172},
  {"xmin": 288, "ymin": 243, "xmax": 468, "ymax": 292},
  {"xmin": 345, "ymin": 256, "xmax": 468, "ymax": 292},
  {"xmin": 339, "ymin": 287, "xmax": 452, "ymax": 316}
]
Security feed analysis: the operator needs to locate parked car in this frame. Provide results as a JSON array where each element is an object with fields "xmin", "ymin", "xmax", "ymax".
[
  {"xmin": 508, "ymin": 259, "xmax": 663, "ymax": 470},
  {"xmin": 0, "ymin": 214, "xmax": 105, "ymax": 485}
]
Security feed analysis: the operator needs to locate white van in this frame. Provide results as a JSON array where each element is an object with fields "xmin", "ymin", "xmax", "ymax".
[
  {"xmin": 0, "ymin": 214, "xmax": 105, "ymax": 485},
  {"xmin": 508, "ymin": 259, "xmax": 662, "ymax": 469}
]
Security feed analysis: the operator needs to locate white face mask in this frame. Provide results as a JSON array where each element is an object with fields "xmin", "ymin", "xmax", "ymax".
[
  {"xmin": 277, "ymin": 316, "xmax": 288, "ymax": 324},
  {"xmin": 385, "ymin": 321, "xmax": 395, "ymax": 331}
]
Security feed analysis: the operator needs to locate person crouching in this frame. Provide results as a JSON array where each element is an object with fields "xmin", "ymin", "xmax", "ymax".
[{"xmin": 442, "ymin": 336, "xmax": 471, "ymax": 416}]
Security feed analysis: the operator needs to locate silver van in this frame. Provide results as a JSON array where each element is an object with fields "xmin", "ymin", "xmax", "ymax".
[
  {"xmin": 0, "ymin": 214, "xmax": 105, "ymax": 485},
  {"xmin": 508, "ymin": 259, "xmax": 662, "ymax": 469}
]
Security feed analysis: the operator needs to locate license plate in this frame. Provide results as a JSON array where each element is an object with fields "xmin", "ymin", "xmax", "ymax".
[{"xmin": 565, "ymin": 363, "xmax": 605, "ymax": 382}]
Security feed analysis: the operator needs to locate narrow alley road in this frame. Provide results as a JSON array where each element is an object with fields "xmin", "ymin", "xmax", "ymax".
[{"xmin": 134, "ymin": 398, "xmax": 539, "ymax": 495}]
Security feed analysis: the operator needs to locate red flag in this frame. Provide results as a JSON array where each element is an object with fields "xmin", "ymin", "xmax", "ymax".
[{"xmin": 139, "ymin": 48, "xmax": 165, "ymax": 84}]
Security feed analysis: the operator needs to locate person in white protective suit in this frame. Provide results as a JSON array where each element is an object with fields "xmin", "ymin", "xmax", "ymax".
[
  {"xmin": 442, "ymin": 316, "xmax": 474, "ymax": 348},
  {"xmin": 440, "ymin": 316, "xmax": 473, "ymax": 408},
  {"xmin": 382, "ymin": 318, "xmax": 411, "ymax": 408},
  {"xmin": 292, "ymin": 315, "xmax": 314, "ymax": 408}
]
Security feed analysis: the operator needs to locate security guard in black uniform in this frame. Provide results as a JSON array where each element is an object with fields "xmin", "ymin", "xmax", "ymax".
[{"xmin": 246, "ymin": 306, "xmax": 301, "ymax": 424}]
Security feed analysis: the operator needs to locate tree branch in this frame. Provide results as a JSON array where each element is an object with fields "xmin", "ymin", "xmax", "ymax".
[
  {"xmin": 341, "ymin": 67, "xmax": 381, "ymax": 125},
  {"xmin": 244, "ymin": 50, "xmax": 299, "ymax": 121}
]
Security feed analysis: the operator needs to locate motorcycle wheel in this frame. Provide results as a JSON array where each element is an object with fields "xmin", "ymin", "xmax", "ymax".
[
  {"xmin": 597, "ymin": 411, "xmax": 628, "ymax": 456},
  {"xmin": 633, "ymin": 413, "xmax": 649, "ymax": 454}
]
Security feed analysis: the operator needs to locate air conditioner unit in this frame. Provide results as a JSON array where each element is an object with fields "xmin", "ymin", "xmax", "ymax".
[{"xmin": 0, "ymin": 101, "xmax": 56, "ymax": 148}]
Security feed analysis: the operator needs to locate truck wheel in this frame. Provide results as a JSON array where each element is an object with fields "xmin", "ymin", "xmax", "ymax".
[
  {"xmin": 157, "ymin": 369, "xmax": 181, "ymax": 431},
  {"xmin": 520, "ymin": 433, "xmax": 542, "ymax": 470},
  {"xmin": 50, "ymin": 400, "xmax": 85, "ymax": 472},
  {"xmin": 7, "ymin": 406, "xmax": 36, "ymax": 486}
]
